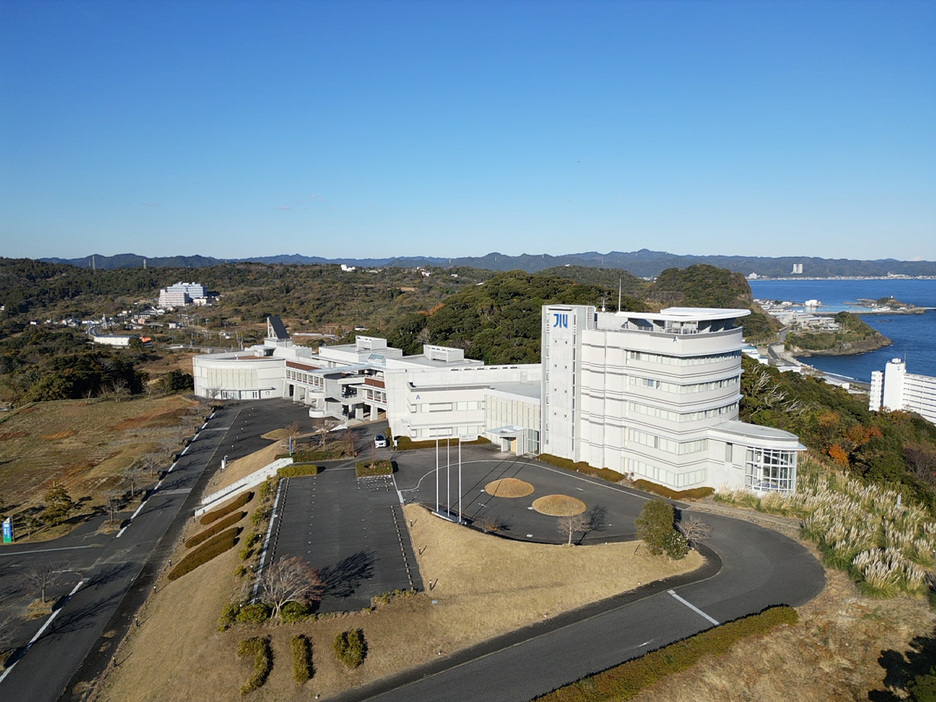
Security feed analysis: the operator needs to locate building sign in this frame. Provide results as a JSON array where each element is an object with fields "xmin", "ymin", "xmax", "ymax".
[
  {"xmin": 553, "ymin": 313, "xmax": 568, "ymax": 328},
  {"xmin": 2, "ymin": 517, "xmax": 13, "ymax": 544}
]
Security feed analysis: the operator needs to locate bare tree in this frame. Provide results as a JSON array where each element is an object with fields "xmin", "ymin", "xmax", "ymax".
[
  {"xmin": 24, "ymin": 562, "xmax": 61, "ymax": 605},
  {"xmin": 205, "ymin": 386, "xmax": 221, "ymax": 401},
  {"xmin": 257, "ymin": 556, "xmax": 325, "ymax": 622},
  {"xmin": 314, "ymin": 418, "xmax": 341, "ymax": 448},
  {"xmin": 678, "ymin": 516, "xmax": 713, "ymax": 548},
  {"xmin": 0, "ymin": 613, "xmax": 17, "ymax": 657},
  {"xmin": 557, "ymin": 513, "xmax": 590, "ymax": 546},
  {"xmin": 122, "ymin": 461, "xmax": 147, "ymax": 498},
  {"xmin": 139, "ymin": 452, "xmax": 163, "ymax": 480},
  {"xmin": 104, "ymin": 489, "xmax": 124, "ymax": 524}
]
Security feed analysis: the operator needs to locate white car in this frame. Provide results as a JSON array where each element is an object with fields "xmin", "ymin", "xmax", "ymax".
[{"xmin": 374, "ymin": 434, "xmax": 388, "ymax": 448}]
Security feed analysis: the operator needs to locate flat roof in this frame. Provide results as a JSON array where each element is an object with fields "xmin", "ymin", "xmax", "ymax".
[{"xmin": 627, "ymin": 307, "xmax": 751, "ymax": 321}]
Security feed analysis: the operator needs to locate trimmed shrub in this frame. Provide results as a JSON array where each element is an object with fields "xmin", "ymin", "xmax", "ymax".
[
  {"xmin": 277, "ymin": 463, "xmax": 321, "ymax": 478},
  {"xmin": 395, "ymin": 436, "xmax": 491, "ymax": 451},
  {"xmin": 635, "ymin": 500, "xmax": 675, "ymax": 556},
  {"xmin": 333, "ymin": 628, "xmax": 367, "ymax": 668},
  {"xmin": 218, "ymin": 601, "xmax": 241, "ymax": 631},
  {"xmin": 280, "ymin": 601, "xmax": 313, "ymax": 623},
  {"xmin": 534, "ymin": 607, "xmax": 799, "ymax": 701},
  {"xmin": 371, "ymin": 589, "xmax": 417, "ymax": 607},
  {"xmin": 291, "ymin": 634, "xmax": 313, "ymax": 684},
  {"xmin": 199, "ymin": 492, "xmax": 253, "ymax": 525},
  {"xmin": 355, "ymin": 460, "xmax": 394, "ymax": 478},
  {"xmin": 167, "ymin": 527, "xmax": 240, "ymax": 581},
  {"xmin": 663, "ymin": 530, "xmax": 690, "ymax": 560},
  {"xmin": 186, "ymin": 511, "xmax": 246, "ymax": 548},
  {"xmin": 236, "ymin": 602, "xmax": 272, "ymax": 624},
  {"xmin": 237, "ymin": 636, "xmax": 272, "ymax": 695},
  {"xmin": 251, "ymin": 506, "xmax": 272, "ymax": 527},
  {"xmin": 239, "ymin": 531, "xmax": 262, "ymax": 561},
  {"xmin": 289, "ymin": 449, "xmax": 345, "ymax": 461}
]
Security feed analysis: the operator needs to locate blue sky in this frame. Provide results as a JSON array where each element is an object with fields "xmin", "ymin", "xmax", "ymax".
[{"xmin": 1, "ymin": 0, "xmax": 934, "ymax": 261}]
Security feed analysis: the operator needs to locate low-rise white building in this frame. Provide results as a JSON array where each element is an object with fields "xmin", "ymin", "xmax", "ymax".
[
  {"xmin": 193, "ymin": 308, "xmax": 804, "ymax": 494},
  {"xmin": 870, "ymin": 358, "xmax": 936, "ymax": 425}
]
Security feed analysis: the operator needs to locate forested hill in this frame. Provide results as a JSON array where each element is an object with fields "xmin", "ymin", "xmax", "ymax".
[{"xmin": 38, "ymin": 249, "xmax": 936, "ymax": 279}]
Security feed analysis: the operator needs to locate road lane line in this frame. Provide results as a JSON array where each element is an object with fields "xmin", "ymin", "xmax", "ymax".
[
  {"xmin": 0, "ymin": 545, "xmax": 96, "ymax": 557},
  {"xmin": 667, "ymin": 590, "xmax": 719, "ymax": 625},
  {"xmin": 0, "ymin": 578, "xmax": 87, "ymax": 684}
]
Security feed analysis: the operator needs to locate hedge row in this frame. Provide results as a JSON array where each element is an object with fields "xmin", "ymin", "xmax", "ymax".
[
  {"xmin": 288, "ymin": 448, "xmax": 346, "ymax": 462},
  {"xmin": 534, "ymin": 606, "xmax": 799, "ymax": 702},
  {"xmin": 333, "ymin": 628, "xmax": 366, "ymax": 668},
  {"xmin": 185, "ymin": 511, "xmax": 246, "ymax": 548},
  {"xmin": 395, "ymin": 436, "xmax": 491, "ymax": 451},
  {"xmin": 237, "ymin": 636, "xmax": 272, "ymax": 695},
  {"xmin": 277, "ymin": 463, "xmax": 321, "ymax": 478},
  {"xmin": 168, "ymin": 527, "xmax": 240, "ymax": 581},
  {"xmin": 536, "ymin": 453, "xmax": 624, "ymax": 483},
  {"xmin": 632, "ymin": 479, "xmax": 714, "ymax": 501},
  {"xmin": 355, "ymin": 460, "xmax": 394, "ymax": 478},
  {"xmin": 199, "ymin": 491, "xmax": 253, "ymax": 525},
  {"xmin": 291, "ymin": 634, "xmax": 313, "ymax": 684}
]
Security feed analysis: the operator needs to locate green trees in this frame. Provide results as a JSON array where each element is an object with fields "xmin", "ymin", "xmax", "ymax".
[
  {"xmin": 635, "ymin": 499, "xmax": 688, "ymax": 559},
  {"xmin": 43, "ymin": 484, "xmax": 75, "ymax": 525}
]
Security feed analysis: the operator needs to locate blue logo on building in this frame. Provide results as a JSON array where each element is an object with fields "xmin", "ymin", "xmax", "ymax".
[{"xmin": 553, "ymin": 313, "xmax": 568, "ymax": 328}]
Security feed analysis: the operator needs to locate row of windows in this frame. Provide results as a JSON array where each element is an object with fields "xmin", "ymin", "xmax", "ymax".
[
  {"xmin": 407, "ymin": 401, "xmax": 484, "ymax": 413},
  {"xmin": 630, "ymin": 401, "xmax": 738, "ymax": 423},
  {"xmin": 627, "ymin": 428, "xmax": 707, "ymax": 455},
  {"xmin": 629, "ymin": 375, "xmax": 739, "ymax": 394},
  {"xmin": 410, "ymin": 425, "xmax": 484, "ymax": 439},
  {"xmin": 364, "ymin": 388, "xmax": 387, "ymax": 403},
  {"xmin": 286, "ymin": 370, "xmax": 324, "ymax": 387},
  {"xmin": 626, "ymin": 350, "xmax": 741, "ymax": 366}
]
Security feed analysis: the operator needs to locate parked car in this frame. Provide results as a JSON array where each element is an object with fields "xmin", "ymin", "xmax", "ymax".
[{"xmin": 374, "ymin": 434, "xmax": 388, "ymax": 448}]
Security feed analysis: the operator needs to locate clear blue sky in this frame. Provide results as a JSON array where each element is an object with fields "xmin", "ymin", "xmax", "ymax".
[{"xmin": 2, "ymin": 0, "xmax": 934, "ymax": 261}]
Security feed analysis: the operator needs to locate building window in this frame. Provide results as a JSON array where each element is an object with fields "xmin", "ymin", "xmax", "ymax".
[{"xmin": 744, "ymin": 448, "xmax": 796, "ymax": 493}]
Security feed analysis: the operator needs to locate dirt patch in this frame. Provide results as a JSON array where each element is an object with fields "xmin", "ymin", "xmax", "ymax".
[
  {"xmin": 484, "ymin": 477, "xmax": 534, "ymax": 498},
  {"xmin": 110, "ymin": 406, "xmax": 191, "ymax": 431},
  {"xmin": 0, "ymin": 431, "xmax": 29, "ymax": 440},
  {"xmin": 532, "ymin": 494, "xmax": 587, "ymax": 516},
  {"xmin": 40, "ymin": 430, "xmax": 77, "ymax": 440}
]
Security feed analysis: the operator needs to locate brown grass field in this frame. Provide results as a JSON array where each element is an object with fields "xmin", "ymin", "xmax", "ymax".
[
  {"xmin": 93, "ymin": 502, "xmax": 703, "ymax": 701},
  {"xmin": 484, "ymin": 477, "xmax": 535, "ymax": 498},
  {"xmin": 532, "ymin": 494, "xmax": 587, "ymax": 516},
  {"xmin": 0, "ymin": 396, "xmax": 200, "ymax": 539}
]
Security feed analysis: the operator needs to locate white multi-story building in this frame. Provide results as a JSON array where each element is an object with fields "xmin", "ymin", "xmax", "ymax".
[
  {"xmin": 158, "ymin": 282, "xmax": 209, "ymax": 308},
  {"xmin": 542, "ymin": 305, "xmax": 803, "ymax": 492},
  {"xmin": 194, "ymin": 307, "xmax": 804, "ymax": 494},
  {"xmin": 870, "ymin": 359, "xmax": 936, "ymax": 425}
]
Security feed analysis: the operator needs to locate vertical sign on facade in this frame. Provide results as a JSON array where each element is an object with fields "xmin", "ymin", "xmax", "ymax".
[{"xmin": 2, "ymin": 517, "xmax": 13, "ymax": 543}]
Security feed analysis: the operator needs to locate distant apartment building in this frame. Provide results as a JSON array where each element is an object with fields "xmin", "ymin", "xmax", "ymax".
[
  {"xmin": 870, "ymin": 359, "xmax": 936, "ymax": 425},
  {"xmin": 158, "ymin": 282, "xmax": 209, "ymax": 307},
  {"xmin": 193, "ymin": 307, "xmax": 804, "ymax": 494}
]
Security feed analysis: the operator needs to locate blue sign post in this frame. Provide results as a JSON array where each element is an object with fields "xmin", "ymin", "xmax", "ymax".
[{"xmin": 2, "ymin": 517, "xmax": 13, "ymax": 544}]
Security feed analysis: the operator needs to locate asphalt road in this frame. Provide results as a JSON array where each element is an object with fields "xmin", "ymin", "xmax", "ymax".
[{"xmin": 0, "ymin": 399, "xmax": 316, "ymax": 702}]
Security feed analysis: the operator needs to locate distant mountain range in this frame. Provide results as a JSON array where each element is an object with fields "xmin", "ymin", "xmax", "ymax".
[{"xmin": 39, "ymin": 250, "xmax": 936, "ymax": 279}]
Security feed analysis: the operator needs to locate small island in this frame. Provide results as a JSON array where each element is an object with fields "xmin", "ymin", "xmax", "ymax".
[
  {"xmin": 785, "ymin": 311, "xmax": 891, "ymax": 356},
  {"xmin": 853, "ymin": 297, "xmax": 924, "ymax": 314}
]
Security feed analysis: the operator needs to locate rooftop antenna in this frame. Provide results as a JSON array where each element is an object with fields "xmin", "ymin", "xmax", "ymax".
[
  {"xmin": 601, "ymin": 295, "xmax": 606, "ymax": 313},
  {"xmin": 617, "ymin": 278, "xmax": 622, "ymax": 312}
]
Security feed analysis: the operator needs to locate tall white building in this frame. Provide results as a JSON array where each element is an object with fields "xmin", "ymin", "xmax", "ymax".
[
  {"xmin": 542, "ymin": 305, "xmax": 803, "ymax": 492},
  {"xmin": 870, "ymin": 359, "xmax": 936, "ymax": 425}
]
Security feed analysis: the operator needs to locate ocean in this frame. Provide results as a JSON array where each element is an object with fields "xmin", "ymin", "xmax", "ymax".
[{"xmin": 748, "ymin": 279, "xmax": 936, "ymax": 383}]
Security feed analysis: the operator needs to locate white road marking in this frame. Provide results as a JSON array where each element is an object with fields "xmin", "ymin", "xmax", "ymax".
[{"xmin": 668, "ymin": 590, "xmax": 719, "ymax": 625}]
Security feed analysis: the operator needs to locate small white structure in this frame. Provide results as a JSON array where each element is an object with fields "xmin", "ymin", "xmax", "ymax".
[{"xmin": 870, "ymin": 359, "xmax": 936, "ymax": 425}]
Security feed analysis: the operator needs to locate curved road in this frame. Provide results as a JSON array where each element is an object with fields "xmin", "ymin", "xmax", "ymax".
[{"xmin": 331, "ymin": 453, "xmax": 825, "ymax": 702}]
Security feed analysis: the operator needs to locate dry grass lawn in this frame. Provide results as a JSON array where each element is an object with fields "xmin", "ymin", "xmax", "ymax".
[
  {"xmin": 533, "ymin": 494, "xmax": 587, "ymax": 516},
  {"xmin": 204, "ymin": 441, "xmax": 286, "ymax": 495},
  {"xmin": 484, "ymin": 477, "xmax": 535, "ymax": 498},
  {"xmin": 95, "ymin": 503, "xmax": 703, "ymax": 701},
  {"xmin": 0, "ymin": 396, "xmax": 199, "ymax": 538}
]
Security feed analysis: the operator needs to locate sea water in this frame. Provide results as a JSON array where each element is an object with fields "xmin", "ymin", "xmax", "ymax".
[{"xmin": 748, "ymin": 279, "xmax": 936, "ymax": 383}]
